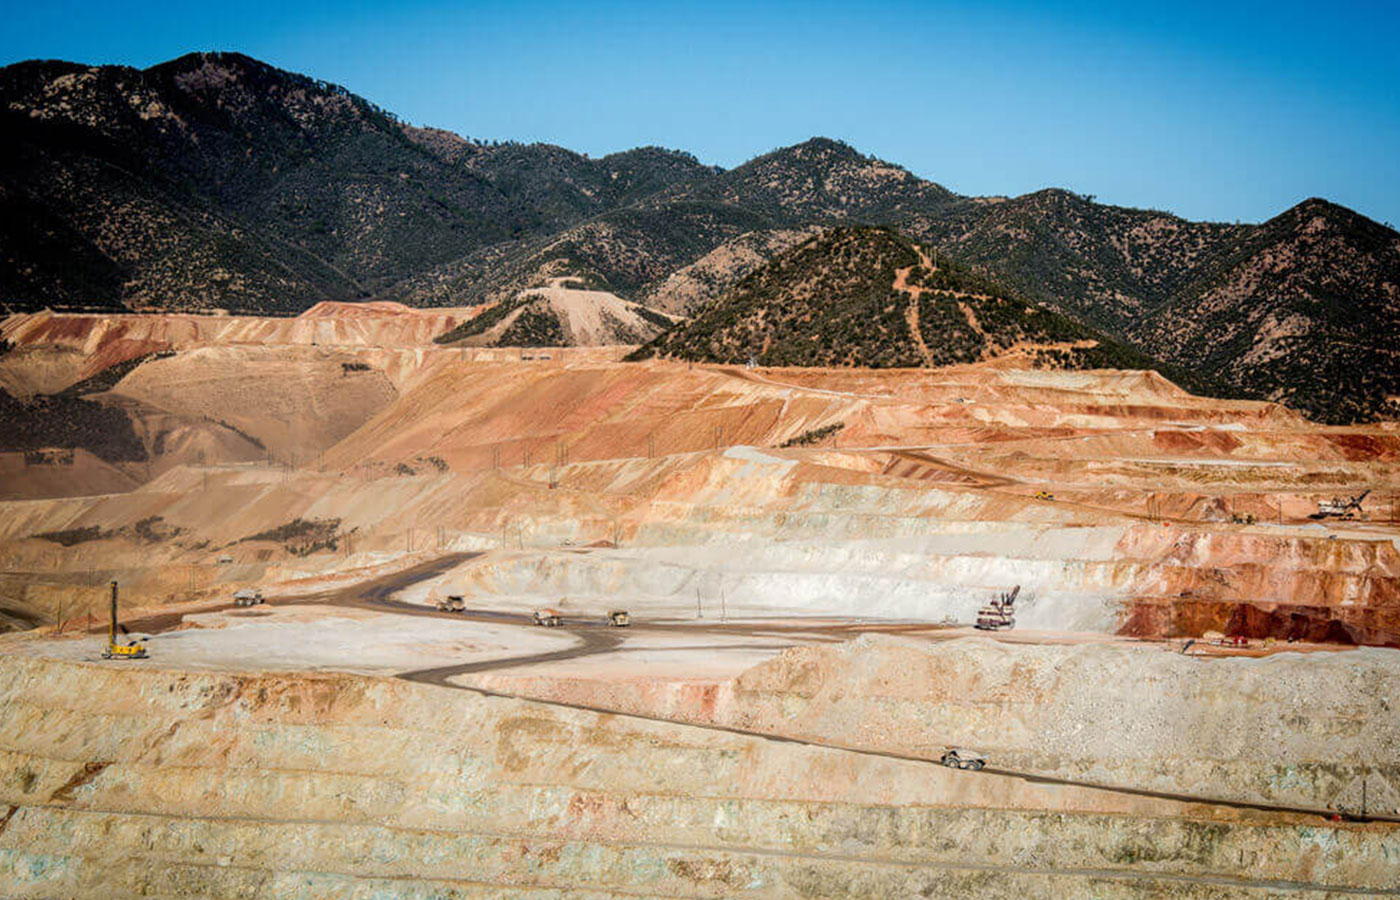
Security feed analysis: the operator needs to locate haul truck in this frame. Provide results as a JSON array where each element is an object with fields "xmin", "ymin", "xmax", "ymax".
[{"xmin": 533, "ymin": 608, "xmax": 564, "ymax": 627}]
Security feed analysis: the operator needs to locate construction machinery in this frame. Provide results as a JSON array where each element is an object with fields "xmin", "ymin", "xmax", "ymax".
[
  {"xmin": 975, "ymin": 585, "xmax": 1020, "ymax": 631},
  {"xmin": 940, "ymin": 748, "xmax": 987, "ymax": 770},
  {"xmin": 1311, "ymin": 490, "xmax": 1370, "ymax": 520},
  {"xmin": 233, "ymin": 588, "xmax": 264, "ymax": 607},
  {"xmin": 1032, "ymin": 490, "xmax": 1055, "ymax": 501},
  {"xmin": 436, "ymin": 595, "xmax": 466, "ymax": 613},
  {"xmin": 533, "ymin": 608, "xmax": 564, "ymax": 627},
  {"xmin": 607, "ymin": 610, "xmax": 631, "ymax": 627},
  {"xmin": 101, "ymin": 581, "xmax": 147, "ymax": 660}
]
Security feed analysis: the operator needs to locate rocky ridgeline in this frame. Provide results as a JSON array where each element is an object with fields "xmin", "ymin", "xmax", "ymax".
[{"xmin": 4, "ymin": 52, "xmax": 1399, "ymax": 421}]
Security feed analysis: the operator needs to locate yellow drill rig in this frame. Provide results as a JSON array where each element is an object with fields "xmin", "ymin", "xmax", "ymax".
[{"xmin": 101, "ymin": 581, "xmax": 148, "ymax": 660}]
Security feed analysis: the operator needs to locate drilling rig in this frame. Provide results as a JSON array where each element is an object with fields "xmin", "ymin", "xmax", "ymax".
[{"xmin": 101, "ymin": 581, "xmax": 148, "ymax": 660}]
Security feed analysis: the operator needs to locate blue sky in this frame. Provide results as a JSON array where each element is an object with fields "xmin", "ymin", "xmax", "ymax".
[{"xmin": 4, "ymin": 0, "xmax": 1398, "ymax": 226}]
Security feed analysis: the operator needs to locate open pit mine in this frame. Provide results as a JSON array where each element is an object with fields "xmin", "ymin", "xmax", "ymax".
[{"xmin": 1, "ymin": 304, "xmax": 1398, "ymax": 898}]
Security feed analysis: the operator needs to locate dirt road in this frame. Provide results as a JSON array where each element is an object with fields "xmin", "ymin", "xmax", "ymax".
[{"xmin": 269, "ymin": 553, "xmax": 1400, "ymax": 828}]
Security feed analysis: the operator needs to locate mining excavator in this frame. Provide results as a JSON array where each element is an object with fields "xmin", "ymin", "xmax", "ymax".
[
  {"xmin": 101, "ymin": 581, "xmax": 147, "ymax": 660},
  {"xmin": 975, "ymin": 585, "xmax": 1020, "ymax": 631},
  {"xmin": 1311, "ymin": 490, "xmax": 1370, "ymax": 520}
]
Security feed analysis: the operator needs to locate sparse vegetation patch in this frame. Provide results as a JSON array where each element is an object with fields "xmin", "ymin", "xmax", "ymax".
[
  {"xmin": 240, "ymin": 517, "xmax": 342, "ymax": 556},
  {"xmin": 434, "ymin": 295, "xmax": 532, "ymax": 344},
  {"xmin": 32, "ymin": 525, "xmax": 109, "ymax": 546},
  {"xmin": 497, "ymin": 304, "xmax": 566, "ymax": 346},
  {"xmin": 780, "ymin": 423, "xmax": 845, "ymax": 447}
]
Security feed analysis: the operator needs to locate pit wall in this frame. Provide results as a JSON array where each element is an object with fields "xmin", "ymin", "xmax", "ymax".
[
  {"xmin": 0, "ymin": 655, "xmax": 1396, "ymax": 898},
  {"xmin": 446, "ymin": 521, "xmax": 1399, "ymax": 640},
  {"xmin": 465, "ymin": 635, "xmax": 1400, "ymax": 818},
  {"xmin": 2, "ymin": 452, "xmax": 1396, "ymax": 641}
]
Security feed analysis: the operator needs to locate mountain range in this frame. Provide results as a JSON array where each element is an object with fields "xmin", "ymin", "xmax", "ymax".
[{"xmin": 2, "ymin": 51, "xmax": 1397, "ymax": 423}]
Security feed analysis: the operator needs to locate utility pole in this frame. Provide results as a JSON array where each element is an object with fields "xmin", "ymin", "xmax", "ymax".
[
  {"xmin": 721, "ymin": 584, "xmax": 727, "ymax": 623},
  {"xmin": 696, "ymin": 586, "xmax": 703, "ymax": 619}
]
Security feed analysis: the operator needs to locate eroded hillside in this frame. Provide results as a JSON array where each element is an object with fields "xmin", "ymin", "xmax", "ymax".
[{"xmin": 1, "ymin": 304, "xmax": 1398, "ymax": 896}]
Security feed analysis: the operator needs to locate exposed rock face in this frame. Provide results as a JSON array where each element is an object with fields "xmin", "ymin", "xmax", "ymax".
[
  {"xmin": 465, "ymin": 633, "xmax": 1400, "ymax": 814},
  {"xmin": 1, "ymin": 654, "xmax": 1396, "ymax": 897},
  {"xmin": 0, "ymin": 303, "xmax": 481, "ymax": 479},
  {"xmin": 1, "ymin": 313, "xmax": 1395, "ymax": 645}
]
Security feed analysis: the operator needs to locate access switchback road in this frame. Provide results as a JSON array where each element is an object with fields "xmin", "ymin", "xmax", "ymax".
[{"xmin": 295, "ymin": 553, "xmax": 1400, "ymax": 829}]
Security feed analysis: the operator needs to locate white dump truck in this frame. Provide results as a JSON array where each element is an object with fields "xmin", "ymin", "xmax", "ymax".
[
  {"xmin": 533, "ymin": 608, "xmax": 564, "ymax": 627},
  {"xmin": 233, "ymin": 588, "xmax": 264, "ymax": 608},
  {"xmin": 940, "ymin": 748, "xmax": 987, "ymax": 770}
]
